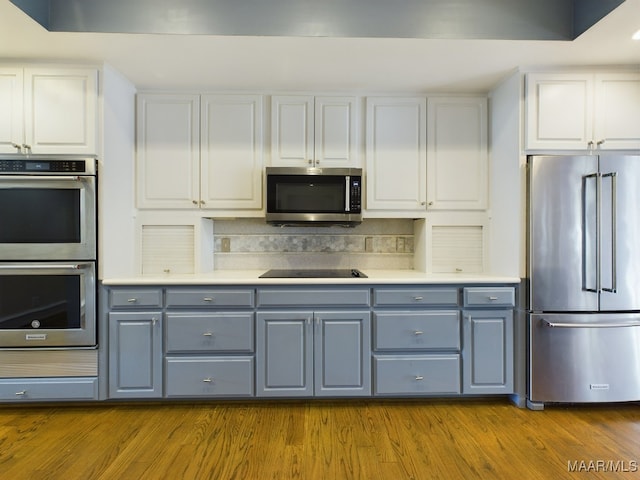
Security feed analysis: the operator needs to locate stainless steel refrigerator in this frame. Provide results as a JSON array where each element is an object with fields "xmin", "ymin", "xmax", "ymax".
[{"xmin": 527, "ymin": 154, "xmax": 640, "ymax": 408}]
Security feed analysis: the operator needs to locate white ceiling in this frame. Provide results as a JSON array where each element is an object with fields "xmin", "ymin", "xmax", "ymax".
[{"xmin": 1, "ymin": 0, "xmax": 639, "ymax": 93}]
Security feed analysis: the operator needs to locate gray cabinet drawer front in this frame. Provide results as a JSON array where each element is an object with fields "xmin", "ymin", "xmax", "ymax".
[
  {"xmin": 165, "ymin": 313, "xmax": 254, "ymax": 353},
  {"xmin": 109, "ymin": 289, "xmax": 163, "ymax": 308},
  {"xmin": 374, "ymin": 288, "xmax": 458, "ymax": 306},
  {"xmin": 373, "ymin": 311, "xmax": 460, "ymax": 351},
  {"xmin": 463, "ymin": 287, "xmax": 515, "ymax": 307},
  {"xmin": 257, "ymin": 289, "xmax": 370, "ymax": 307},
  {"xmin": 373, "ymin": 354, "xmax": 460, "ymax": 395},
  {"xmin": 0, "ymin": 377, "xmax": 98, "ymax": 401},
  {"xmin": 165, "ymin": 356, "xmax": 254, "ymax": 397},
  {"xmin": 166, "ymin": 289, "xmax": 254, "ymax": 308}
]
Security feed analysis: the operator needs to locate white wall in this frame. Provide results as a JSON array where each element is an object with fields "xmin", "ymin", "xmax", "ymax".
[
  {"xmin": 99, "ymin": 63, "xmax": 137, "ymax": 279},
  {"xmin": 488, "ymin": 71, "xmax": 525, "ymax": 277}
]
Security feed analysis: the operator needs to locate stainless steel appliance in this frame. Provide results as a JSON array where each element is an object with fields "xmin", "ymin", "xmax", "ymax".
[
  {"xmin": 527, "ymin": 154, "xmax": 640, "ymax": 407},
  {"xmin": 265, "ymin": 167, "xmax": 362, "ymax": 226},
  {"xmin": 0, "ymin": 156, "xmax": 97, "ymax": 349},
  {"xmin": 0, "ymin": 156, "xmax": 96, "ymax": 260}
]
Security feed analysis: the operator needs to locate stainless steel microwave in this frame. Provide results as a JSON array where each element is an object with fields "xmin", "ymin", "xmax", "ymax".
[{"xmin": 265, "ymin": 167, "xmax": 362, "ymax": 226}]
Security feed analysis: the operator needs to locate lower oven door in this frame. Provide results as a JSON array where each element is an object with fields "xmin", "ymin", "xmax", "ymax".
[
  {"xmin": 529, "ymin": 313, "xmax": 640, "ymax": 404},
  {"xmin": 0, "ymin": 262, "xmax": 96, "ymax": 347}
]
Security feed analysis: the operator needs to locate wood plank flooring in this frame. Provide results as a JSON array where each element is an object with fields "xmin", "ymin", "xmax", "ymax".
[{"xmin": 1, "ymin": 399, "xmax": 639, "ymax": 480}]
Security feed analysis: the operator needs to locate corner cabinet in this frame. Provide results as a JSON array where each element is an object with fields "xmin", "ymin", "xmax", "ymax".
[
  {"xmin": 365, "ymin": 97, "xmax": 427, "ymax": 213},
  {"xmin": 0, "ymin": 66, "xmax": 98, "ymax": 155},
  {"xmin": 525, "ymin": 72, "xmax": 640, "ymax": 150},
  {"xmin": 136, "ymin": 93, "xmax": 264, "ymax": 211},
  {"xmin": 270, "ymin": 95, "xmax": 358, "ymax": 168}
]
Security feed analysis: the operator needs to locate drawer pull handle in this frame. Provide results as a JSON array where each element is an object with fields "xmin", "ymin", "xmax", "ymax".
[
  {"xmin": 413, "ymin": 296, "xmax": 423, "ymax": 301},
  {"xmin": 203, "ymin": 378, "xmax": 214, "ymax": 383},
  {"xmin": 15, "ymin": 391, "xmax": 26, "ymax": 396},
  {"xmin": 127, "ymin": 298, "xmax": 138, "ymax": 303},
  {"xmin": 203, "ymin": 332, "xmax": 214, "ymax": 337},
  {"xmin": 413, "ymin": 330, "xmax": 424, "ymax": 336},
  {"xmin": 414, "ymin": 376, "xmax": 424, "ymax": 381},
  {"xmin": 203, "ymin": 297, "xmax": 214, "ymax": 303},
  {"xmin": 488, "ymin": 296, "xmax": 499, "ymax": 301}
]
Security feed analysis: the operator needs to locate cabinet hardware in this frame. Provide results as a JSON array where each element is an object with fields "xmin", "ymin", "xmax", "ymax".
[
  {"xmin": 413, "ymin": 330, "xmax": 424, "ymax": 336},
  {"xmin": 597, "ymin": 139, "xmax": 606, "ymax": 146},
  {"xmin": 152, "ymin": 317, "xmax": 158, "ymax": 326},
  {"xmin": 202, "ymin": 377, "xmax": 214, "ymax": 383},
  {"xmin": 412, "ymin": 296, "xmax": 423, "ymax": 301},
  {"xmin": 21, "ymin": 144, "xmax": 31, "ymax": 153},
  {"xmin": 199, "ymin": 200, "xmax": 205, "ymax": 205},
  {"xmin": 203, "ymin": 297, "xmax": 214, "ymax": 303},
  {"xmin": 127, "ymin": 298, "xmax": 138, "ymax": 303},
  {"xmin": 203, "ymin": 332, "xmax": 214, "ymax": 337},
  {"xmin": 414, "ymin": 376, "xmax": 424, "ymax": 381},
  {"xmin": 427, "ymin": 201, "xmax": 433, "ymax": 206},
  {"xmin": 11, "ymin": 143, "xmax": 22, "ymax": 152},
  {"xmin": 488, "ymin": 296, "xmax": 499, "ymax": 301},
  {"xmin": 15, "ymin": 391, "xmax": 26, "ymax": 396},
  {"xmin": 192, "ymin": 200, "xmax": 198, "ymax": 205}
]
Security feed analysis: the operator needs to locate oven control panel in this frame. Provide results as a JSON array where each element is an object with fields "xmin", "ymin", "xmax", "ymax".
[{"xmin": 0, "ymin": 158, "xmax": 96, "ymax": 175}]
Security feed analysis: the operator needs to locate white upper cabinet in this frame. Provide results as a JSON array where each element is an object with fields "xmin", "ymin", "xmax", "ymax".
[
  {"xmin": 525, "ymin": 72, "xmax": 640, "ymax": 150},
  {"xmin": 365, "ymin": 97, "xmax": 427, "ymax": 213},
  {"xmin": 426, "ymin": 97, "xmax": 488, "ymax": 210},
  {"xmin": 136, "ymin": 94, "xmax": 200, "ymax": 209},
  {"xmin": 271, "ymin": 95, "xmax": 358, "ymax": 167},
  {"xmin": 0, "ymin": 67, "xmax": 98, "ymax": 155},
  {"xmin": 136, "ymin": 93, "xmax": 264, "ymax": 212},
  {"xmin": 200, "ymin": 94, "xmax": 263, "ymax": 210}
]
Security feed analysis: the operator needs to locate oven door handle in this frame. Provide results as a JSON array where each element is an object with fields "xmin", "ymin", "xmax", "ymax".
[
  {"xmin": 0, "ymin": 264, "xmax": 86, "ymax": 270},
  {"xmin": 0, "ymin": 175, "xmax": 85, "ymax": 181}
]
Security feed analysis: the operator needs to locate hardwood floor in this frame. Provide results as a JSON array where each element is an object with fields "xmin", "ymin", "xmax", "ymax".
[{"xmin": 1, "ymin": 399, "xmax": 639, "ymax": 480}]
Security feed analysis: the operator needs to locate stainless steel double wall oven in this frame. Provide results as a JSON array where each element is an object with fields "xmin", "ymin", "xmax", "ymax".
[{"xmin": 0, "ymin": 156, "xmax": 97, "ymax": 348}]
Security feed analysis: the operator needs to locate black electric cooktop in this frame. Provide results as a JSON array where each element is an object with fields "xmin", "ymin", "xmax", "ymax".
[{"xmin": 259, "ymin": 269, "xmax": 367, "ymax": 279}]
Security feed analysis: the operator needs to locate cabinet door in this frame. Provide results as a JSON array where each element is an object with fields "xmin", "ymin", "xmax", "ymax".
[
  {"xmin": 314, "ymin": 96, "xmax": 358, "ymax": 167},
  {"xmin": 23, "ymin": 68, "xmax": 98, "ymax": 154},
  {"xmin": 427, "ymin": 97, "xmax": 487, "ymax": 210},
  {"xmin": 0, "ymin": 67, "xmax": 24, "ymax": 154},
  {"xmin": 270, "ymin": 95, "xmax": 314, "ymax": 166},
  {"xmin": 200, "ymin": 94, "xmax": 264, "ymax": 209},
  {"xmin": 136, "ymin": 94, "xmax": 200, "ymax": 208},
  {"xmin": 314, "ymin": 311, "xmax": 371, "ymax": 397},
  {"xmin": 256, "ymin": 311, "xmax": 313, "ymax": 397},
  {"xmin": 462, "ymin": 309, "xmax": 513, "ymax": 394},
  {"xmin": 594, "ymin": 73, "xmax": 640, "ymax": 150},
  {"xmin": 365, "ymin": 97, "xmax": 427, "ymax": 211},
  {"xmin": 108, "ymin": 312, "xmax": 162, "ymax": 398},
  {"xmin": 525, "ymin": 73, "xmax": 593, "ymax": 150}
]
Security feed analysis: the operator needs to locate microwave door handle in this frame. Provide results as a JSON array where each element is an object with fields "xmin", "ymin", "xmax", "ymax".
[{"xmin": 345, "ymin": 175, "xmax": 350, "ymax": 212}]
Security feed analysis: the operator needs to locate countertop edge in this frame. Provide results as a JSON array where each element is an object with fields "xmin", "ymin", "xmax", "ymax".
[{"xmin": 101, "ymin": 270, "xmax": 522, "ymax": 286}]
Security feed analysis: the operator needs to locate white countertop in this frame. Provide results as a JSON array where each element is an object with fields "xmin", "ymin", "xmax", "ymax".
[{"xmin": 102, "ymin": 270, "xmax": 521, "ymax": 286}]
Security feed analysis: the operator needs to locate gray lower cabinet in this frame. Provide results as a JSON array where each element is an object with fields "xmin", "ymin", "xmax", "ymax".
[
  {"xmin": 462, "ymin": 309, "xmax": 514, "ymax": 394},
  {"xmin": 256, "ymin": 310, "xmax": 371, "ymax": 397},
  {"xmin": 165, "ymin": 356, "xmax": 254, "ymax": 397},
  {"xmin": 108, "ymin": 311, "xmax": 163, "ymax": 398},
  {"xmin": 0, "ymin": 377, "xmax": 98, "ymax": 402}
]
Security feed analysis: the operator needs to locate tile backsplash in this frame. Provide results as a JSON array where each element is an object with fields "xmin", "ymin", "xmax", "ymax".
[{"xmin": 213, "ymin": 218, "xmax": 415, "ymax": 270}]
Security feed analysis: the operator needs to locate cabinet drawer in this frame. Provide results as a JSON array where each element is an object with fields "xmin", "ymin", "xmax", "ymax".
[
  {"xmin": 109, "ymin": 289, "xmax": 163, "ymax": 308},
  {"xmin": 165, "ymin": 356, "xmax": 254, "ymax": 397},
  {"xmin": 0, "ymin": 377, "xmax": 98, "ymax": 401},
  {"xmin": 373, "ymin": 354, "xmax": 460, "ymax": 395},
  {"xmin": 373, "ymin": 311, "xmax": 460, "ymax": 351},
  {"xmin": 463, "ymin": 287, "xmax": 515, "ymax": 307},
  {"xmin": 257, "ymin": 289, "xmax": 370, "ymax": 307},
  {"xmin": 165, "ymin": 313, "xmax": 254, "ymax": 353},
  {"xmin": 373, "ymin": 288, "xmax": 458, "ymax": 307},
  {"xmin": 166, "ymin": 289, "xmax": 254, "ymax": 308}
]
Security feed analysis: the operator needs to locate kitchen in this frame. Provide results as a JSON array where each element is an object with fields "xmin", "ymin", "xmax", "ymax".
[{"xmin": 1, "ymin": 0, "xmax": 640, "ymax": 478}]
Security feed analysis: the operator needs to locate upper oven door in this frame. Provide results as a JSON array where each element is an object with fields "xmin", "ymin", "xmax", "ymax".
[{"xmin": 0, "ymin": 175, "xmax": 96, "ymax": 260}]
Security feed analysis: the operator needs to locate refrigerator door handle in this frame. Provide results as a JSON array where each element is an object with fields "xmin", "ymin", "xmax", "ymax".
[
  {"xmin": 583, "ymin": 173, "xmax": 599, "ymax": 293},
  {"xmin": 601, "ymin": 171, "xmax": 617, "ymax": 293},
  {"xmin": 542, "ymin": 318, "xmax": 640, "ymax": 328}
]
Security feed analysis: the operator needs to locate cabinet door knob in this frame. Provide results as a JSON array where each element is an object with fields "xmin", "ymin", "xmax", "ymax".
[{"xmin": 192, "ymin": 200, "xmax": 198, "ymax": 205}]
